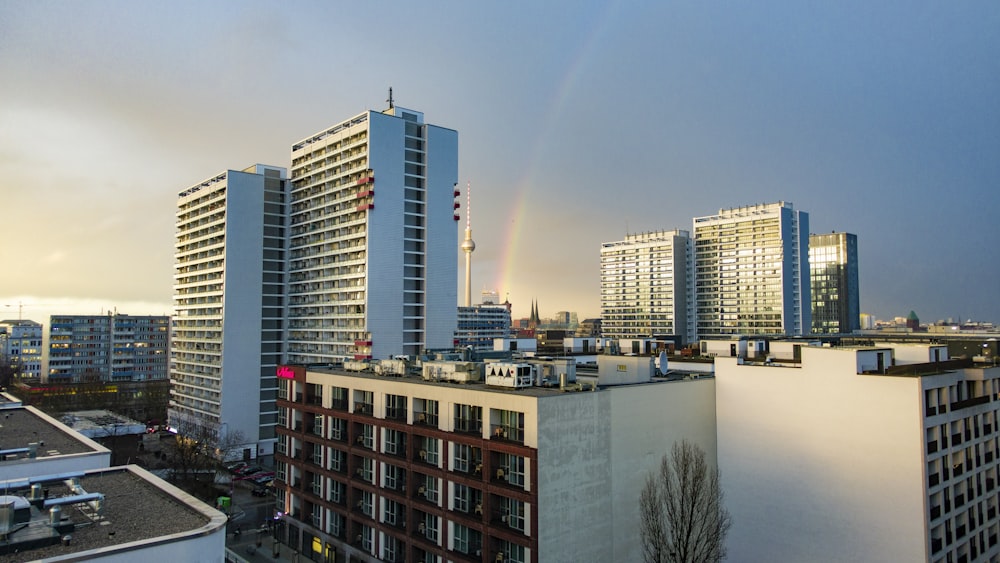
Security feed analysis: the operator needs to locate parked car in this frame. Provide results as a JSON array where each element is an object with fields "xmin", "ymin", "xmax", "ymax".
[
  {"xmin": 235, "ymin": 465, "xmax": 263, "ymax": 476},
  {"xmin": 252, "ymin": 475, "xmax": 274, "ymax": 485},
  {"xmin": 226, "ymin": 461, "xmax": 249, "ymax": 473},
  {"xmin": 251, "ymin": 487, "xmax": 271, "ymax": 497}
]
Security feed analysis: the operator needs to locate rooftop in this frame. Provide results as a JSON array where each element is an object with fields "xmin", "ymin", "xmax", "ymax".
[
  {"xmin": 0, "ymin": 405, "xmax": 102, "ymax": 459},
  {"xmin": 1, "ymin": 465, "xmax": 225, "ymax": 562}
]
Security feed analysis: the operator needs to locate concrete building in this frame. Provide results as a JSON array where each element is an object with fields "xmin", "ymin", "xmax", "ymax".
[
  {"xmin": 0, "ymin": 394, "xmax": 226, "ymax": 562},
  {"xmin": 273, "ymin": 358, "xmax": 715, "ymax": 563},
  {"xmin": 286, "ymin": 103, "xmax": 458, "ymax": 364},
  {"xmin": 600, "ymin": 230, "xmax": 691, "ymax": 343},
  {"xmin": 693, "ymin": 201, "xmax": 810, "ymax": 337},
  {"xmin": 809, "ymin": 232, "xmax": 860, "ymax": 334},
  {"xmin": 48, "ymin": 314, "xmax": 169, "ymax": 383},
  {"xmin": 0, "ymin": 319, "xmax": 43, "ymax": 380},
  {"xmin": 170, "ymin": 164, "xmax": 287, "ymax": 460},
  {"xmin": 716, "ymin": 345, "xmax": 1000, "ymax": 562}
]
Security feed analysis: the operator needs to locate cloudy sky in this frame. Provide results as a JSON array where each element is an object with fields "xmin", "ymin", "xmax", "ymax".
[{"xmin": 1, "ymin": 1, "xmax": 998, "ymax": 324}]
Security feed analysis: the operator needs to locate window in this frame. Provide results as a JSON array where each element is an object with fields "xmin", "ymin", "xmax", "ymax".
[
  {"xmin": 453, "ymin": 523, "xmax": 471, "ymax": 554},
  {"xmin": 329, "ymin": 449, "xmax": 346, "ymax": 472},
  {"xmin": 354, "ymin": 390, "xmax": 373, "ymax": 415},
  {"xmin": 384, "ymin": 428, "xmax": 406, "ymax": 455},
  {"xmin": 356, "ymin": 423, "xmax": 374, "ymax": 449},
  {"xmin": 454, "ymin": 403, "xmax": 482, "ymax": 434},
  {"xmin": 419, "ymin": 437, "xmax": 439, "ymax": 465},
  {"xmin": 383, "ymin": 463, "xmax": 405, "ymax": 491},
  {"xmin": 329, "ymin": 480, "xmax": 345, "ymax": 504},
  {"xmin": 357, "ymin": 457, "xmax": 374, "ymax": 483},
  {"xmin": 358, "ymin": 491, "xmax": 374, "ymax": 518},
  {"xmin": 501, "ymin": 453, "xmax": 526, "ymax": 488},
  {"xmin": 453, "ymin": 483, "xmax": 470, "ymax": 513},
  {"xmin": 386, "ymin": 394, "xmax": 407, "ymax": 420},
  {"xmin": 415, "ymin": 398, "xmax": 439, "ymax": 426},
  {"xmin": 501, "ymin": 497, "xmax": 526, "ymax": 532},
  {"xmin": 422, "ymin": 476, "xmax": 439, "ymax": 503},
  {"xmin": 384, "ymin": 499, "xmax": 402, "ymax": 526},
  {"xmin": 453, "ymin": 443, "xmax": 480, "ymax": 473}
]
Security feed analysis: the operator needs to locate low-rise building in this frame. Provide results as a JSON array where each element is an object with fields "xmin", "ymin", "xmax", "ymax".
[
  {"xmin": 0, "ymin": 393, "xmax": 226, "ymax": 562},
  {"xmin": 716, "ymin": 344, "xmax": 1000, "ymax": 562},
  {"xmin": 274, "ymin": 358, "xmax": 716, "ymax": 562}
]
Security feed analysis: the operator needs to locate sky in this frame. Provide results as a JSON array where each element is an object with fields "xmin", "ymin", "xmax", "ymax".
[{"xmin": 1, "ymin": 1, "xmax": 998, "ymax": 325}]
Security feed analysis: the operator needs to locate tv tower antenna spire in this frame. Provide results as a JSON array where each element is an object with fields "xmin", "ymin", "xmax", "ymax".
[{"xmin": 460, "ymin": 181, "xmax": 476, "ymax": 307}]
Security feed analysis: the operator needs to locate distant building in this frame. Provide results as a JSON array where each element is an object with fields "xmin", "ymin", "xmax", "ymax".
[
  {"xmin": 48, "ymin": 314, "xmax": 168, "ymax": 383},
  {"xmin": 0, "ymin": 319, "xmax": 43, "ymax": 380},
  {"xmin": 600, "ymin": 230, "xmax": 691, "ymax": 343},
  {"xmin": 170, "ymin": 164, "xmax": 287, "ymax": 460},
  {"xmin": 693, "ymin": 201, "xmax": 810, "ymax": 337},
  {"xmin": 455, "ymin": 302, "xmax": 512, "ymax": 352},
  {"xmin": 809, "ymin": 232, "xmax": 860, "ymax": 334},
  {"xmin": 717, "ymin": 344, "xmax": 999, "ymax": 561},
  {"xmin": 286, "ymin": 103, "xmax": 458, "ymax": 364},
  {"xmin": 575, "ymin": 318, "xmax": 601, "ymax": 338},
  {"xmin": 274, "ymin": 358, "xmax": 715, "ymax": 562}
]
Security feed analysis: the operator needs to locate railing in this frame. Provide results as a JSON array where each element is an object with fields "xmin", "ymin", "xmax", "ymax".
[
  {"xmin": 414, "ymin": 413, "xmax": 439, "ymax": 427},
  {"xmin": 386, "ymin": 407, "xmax": 407, "ymax": 421},
  {"xmin": 355, "ymin": 403, "xmax": 374, "ymax": 416},
  {"xmin": 454, "ymin": 418, "xmax": 482, "ymax": 435},
  {"xmin": 490, "ymin": 424, "xmax": 524, "ymax": 443},
  {"xmin": 951, "ymin": 395, "xmax": 991, "ymax": 412}
]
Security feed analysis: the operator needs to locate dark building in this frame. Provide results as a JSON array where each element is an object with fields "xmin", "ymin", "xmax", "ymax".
[{"xmin": 809, "ymin": 232, "xmax": 860, "ymax": 334}]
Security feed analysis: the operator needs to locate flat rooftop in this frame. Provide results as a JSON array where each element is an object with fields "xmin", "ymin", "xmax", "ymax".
[
  {"xmin": 1, "ymin": 465, "xmax": 224, "ymax": 561},
  {"xmin": 0, "ymin": 407, "xmax": 100, "ymax": 458}
]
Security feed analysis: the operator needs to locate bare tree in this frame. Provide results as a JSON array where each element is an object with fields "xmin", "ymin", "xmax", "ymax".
[{"xmin": 640, "ymin": 440, "xmax": 731, "ymax": 563}]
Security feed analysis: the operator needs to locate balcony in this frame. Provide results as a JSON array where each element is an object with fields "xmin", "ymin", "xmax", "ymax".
[
  {"xmin": 951, "ymin": 395, "xmax": 990, "ymax": 412},
  {"xmin": 490, "ymin": 424, "xmax": 525, "ymax": 444},
  {"xmin": 386, "ymin": 406, "xmax": 407, "ymax": 421},
  {"xmin": 414, "ymin": 413, "xmax": 438, "ymax": 427},
  {"xmin": 331, "ymin": 398, "xmax": 349, "ymax": 411},
  {"xmin": 355, "ymin": 403, "xmax": 374, "ymax": 416},
  {"xmin": 454, "ymin": 418, "xmax": 482, "ymax": 435}
]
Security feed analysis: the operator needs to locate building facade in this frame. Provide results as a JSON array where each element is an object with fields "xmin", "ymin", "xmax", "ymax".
[
  {"xmin": 0, "ymin": 319, "xmax": 43, "ymax": 380},
  {"xmin": 693, "ymin": 201, "xmax": 810, "ymax": 337},
  {"xmin": 455, "ymin": 304, "xmax": 512, "ymax": 352},
  {"xmin": 716, "ymin": 345, "xmax": 1000, "ymax": 562},
  {"xmin": 48, "ymin": 314, "xmax": 168, "ymax": 383},
  {"xmin": 809, "ymin": 232, "xmax": 860, "ymax": 334},
  {"xmin": 286, "ymin": 105, "xmax": 458, "ymax": 365},
  {"xmin": 600, "ymin": 230, "xmax": 691, "ymax": 343},
  {"xmin": 170, "ymin": 164, "xmax": 287, "ymax": 459},
  {"xmin": 274, "ymin": 360, "xmax": 716, "ymax": 563}
]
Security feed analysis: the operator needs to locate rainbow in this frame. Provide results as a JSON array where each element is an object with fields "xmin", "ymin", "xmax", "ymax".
[{"xmin": 494, "ymin": 0, "xmax": 622, "ymax": 315}]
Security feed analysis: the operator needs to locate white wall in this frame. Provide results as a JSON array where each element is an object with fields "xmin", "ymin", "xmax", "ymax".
[
  {"xmin": 716, "ymin": 347, "xmax": 928, "ymax": 562},
  {"xmin": 536, "ymin": 378, "xmax": 716, "ymax": 562}
]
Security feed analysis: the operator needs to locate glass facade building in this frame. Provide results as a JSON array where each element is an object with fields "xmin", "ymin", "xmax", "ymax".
[{"xmin": 809, "ymin": 232, "xmax": 860, "ymax": 334}]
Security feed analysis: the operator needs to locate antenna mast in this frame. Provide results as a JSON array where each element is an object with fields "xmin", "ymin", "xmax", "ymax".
[{"xmin": 387, "ymin": 87, "xmax": 394, "ymax": 109}]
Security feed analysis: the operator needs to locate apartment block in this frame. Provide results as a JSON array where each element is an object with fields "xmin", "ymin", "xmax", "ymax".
[
  {"xmin": 693, "ymin": 201, "xmax": 810, "ymax": 337},
  {"xmin": 0, "ymin": 319, "xmax": 43, "ymax": 380},
  {"xmin": 600, "ymin": 230, "xmax": 691, "ymax": 343},
  {"xmin": 286, "ymin": 105, "xmax": 458, "ymax": 365},
  {"xmin": 716, "ymin": 344, "xmax": 1000, "ymax": 562},
  {"xmin": 274, "ymin": 359, "xmax": 716, "ymax": 563},
  {"xmin": 48, "ymin": 314, "xmax": 168, "ymax": 383},
  {"xmin": 455, "ymin": 304, "xmax": 512, "ymax": 351},
  {"xmin": 170, "ymin": 164, "xmax": 287, "ymax": 458},
  {"xmin": 809, "ymin": 232, "xmax": 860, "ymax": 334}
]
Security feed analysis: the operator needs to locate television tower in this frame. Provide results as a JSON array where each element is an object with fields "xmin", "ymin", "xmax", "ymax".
[{"xmin": 460, "ymin": 182, "xmax": 476, "ymax": 307}]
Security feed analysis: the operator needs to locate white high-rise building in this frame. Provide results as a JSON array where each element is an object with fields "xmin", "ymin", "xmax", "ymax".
[
  {"xmin": 287, "ymin": 104, "xmax": 458, "ymax": 364},
  {"xmin": 170, "ymin": 164, "xmax": 287, "ymax": 459},
  {"xmin": 693, "ymin": 201, "xmax": 810, "ymax": 337},
  {"xmin": 600, "ymin": 230, "xmax": 692, "ymax": 343}
]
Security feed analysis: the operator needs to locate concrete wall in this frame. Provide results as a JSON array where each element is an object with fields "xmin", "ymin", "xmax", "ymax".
[
  {"xmin": 536, "ymin": 378, "xmax": 716, "ymax": 562},
  {"xmin": 716, "ymin": 347, "xmax": 927, "ymax": 562}
]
